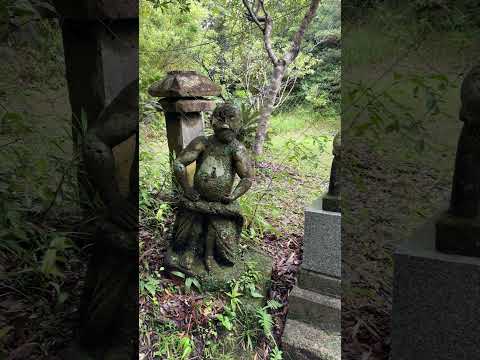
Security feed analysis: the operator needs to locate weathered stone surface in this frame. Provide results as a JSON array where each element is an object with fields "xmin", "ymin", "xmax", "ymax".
[
  {"xmin": 148, "ymin": 71, "xmax": 221, "ymax": 98},
  {"xmin": 282, "ymin": 194, "xmax": 341, "ymax": 359},
  {"xmin": 166, "ymin": 247, "xmax": 272, "ymax": 294},
  {"xmin": 164, "ymin": 112, "xmax": 204, "ymax": 156},
  {"xmin": 160, "ymin": 99, "xmax": 217, "ymax": 113},
  {"xmin": 282, "ymin": 319, "xmax": 340, "ymax": 360},
  {"xmin": 297, "ymin": 269, "xmax": 341, "ymax": 298},
  {"xmin": 53, "ymin": 0, "xmax": 138, "ymax": 19},
  {"xmin": 391, "ymin": 213, "xmax": 480, "ymax": 360},
  {"xmin": 151, "ymin": 72, "xmax": 222, "ymax": 189},
  {"xmin": 302, "ymin": 198, "xmax": 341, "ymax": 278},
  {"xmin": 167, "ymin": 103, "xmax": 254, "ymax": 278},
  {"xmin": 98, "ymin": 25, "xmax": 139, "ymax": 106},
  {"xmin": 60, "ymin": 21, "xmax": 138, "ymax": 123},
  {"xmin": 287, "ymin": 286, "xmax": 340, "ymax": 332}
]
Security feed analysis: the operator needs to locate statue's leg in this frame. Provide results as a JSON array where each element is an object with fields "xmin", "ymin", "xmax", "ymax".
[
  {"xmin": 205, "ymin": 225, "xmax": 216, "ymax": 272},
  {"xmin": 208, "ymin": 216, "xmax": 240, "ymax": 266},
  {"xmin": 170, "ymin": 209, "xmax": 204, "ymax": 271}
]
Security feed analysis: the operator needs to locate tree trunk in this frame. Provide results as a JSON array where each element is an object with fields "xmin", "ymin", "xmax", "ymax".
[
  {"xmin": 253, "ymin": 62, "xmax": 285, "ymax": 155},
  {"xmin": 243, "ymin": 0, "xmax": 321, "ymax": 155}
]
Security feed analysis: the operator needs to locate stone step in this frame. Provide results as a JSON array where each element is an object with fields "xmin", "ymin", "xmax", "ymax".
[
  {"xmin": 297, "ymin": 269, "xmax": 341, "ymax": 298},
  {"xmin": 287, "ymin": 286, "xmax": 340, "ymax": 332},
  {"xmin": 282, "ymin": 319, "xmax": 341, "ymax": 360}
]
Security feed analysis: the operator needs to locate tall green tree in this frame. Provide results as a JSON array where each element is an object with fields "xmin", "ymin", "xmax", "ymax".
[{"xmin": 242, "ymin": 0, "xmax": 321, "ymax": 155}]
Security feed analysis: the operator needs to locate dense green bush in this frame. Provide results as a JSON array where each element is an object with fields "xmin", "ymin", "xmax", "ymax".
[{"xmin": 301, "ymin": 47, "xmax": 340, "ymax": 114}]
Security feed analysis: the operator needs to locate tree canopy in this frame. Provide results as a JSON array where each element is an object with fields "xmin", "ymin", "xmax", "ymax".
[{"xmin": 140, "ymin": 0, "xmax": 340, "ymax": 119}]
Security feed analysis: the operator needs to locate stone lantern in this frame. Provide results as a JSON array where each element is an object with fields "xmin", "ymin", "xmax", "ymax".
[
  {"xmin": 53, "ymin": 0, "xmax": 138, "ymax": 200},
  {"xmin": 148, "ymin": 71, "xmax": 221, "ymax": 184}
]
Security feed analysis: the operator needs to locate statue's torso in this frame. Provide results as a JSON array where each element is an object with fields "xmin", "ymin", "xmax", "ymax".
[{"xmin": 194, "ymin": 137, "xmax": 236, "ymax": 202}]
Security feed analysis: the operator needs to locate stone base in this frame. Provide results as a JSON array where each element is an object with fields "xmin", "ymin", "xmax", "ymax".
[
  {"xmin": 165, "ymin": 247, "xmax": 273, "ymax": 293},
  {"xmin": 281, "ymin": 197, "xmax": 341, "ymax": 360},
  {"xmin": 286, "ymin": 286, "xmax": 340, "ymax": 332},
  {"xmin": 297, "ymin": 269, "xmax": 341, "ymax": 298},
  {"xmin": 303, "ymin": 198, "xmax": 341, "ymax": 278},
  {"xmin": 435, "ymin": 211, "xmax": 480, "ymax": 257},
  {"xmin": 391, "ymin": 214, "xmax": 480, "ymax": 360},
  {"xmin": 282, "ymin": 319, "xmax": 340, "ymax": 360}
]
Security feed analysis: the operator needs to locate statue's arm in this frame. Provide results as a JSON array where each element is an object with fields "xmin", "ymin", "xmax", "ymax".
[
  {"xmin": 173, "ymin": 137, "xmax": 207, "ymax": 200},
  {"xmin": 83, "ymin": 105, "xmax": 137, "ymax": 205},
  {"xmin": 83, "ymin": 114, "xmax": 137, "ymax": 204},
  {"xmin": 82, "ymin": 81, "xmax": 138, "ymax": 229},
  {"xmin": 229, "ymin": 144, "xmax": 253, "ymax": 202}
]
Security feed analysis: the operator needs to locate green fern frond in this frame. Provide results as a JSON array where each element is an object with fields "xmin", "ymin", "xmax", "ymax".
[
  {"xmin": 266, "ymin": 299, "xmax": 282, "ymax": 310},
  {"xmin": 270, "ymin": 346, "xmax": 283, "ymax": 360},
  {"xmin": 256, "ymin": 307, "xmax": 273, "ymax": 337}
]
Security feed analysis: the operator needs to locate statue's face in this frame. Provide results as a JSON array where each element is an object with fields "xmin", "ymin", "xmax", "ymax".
[
  {"xmin": 212, "ymin": 115, "xmax": 237, "ymax": 143},
  {"xmin": 214, "ymin": 127, "xmax": 236, "ymax": 143},
  {"xmin": 211, "ymin": 103, "xmax": 241, "ymax": 143}
]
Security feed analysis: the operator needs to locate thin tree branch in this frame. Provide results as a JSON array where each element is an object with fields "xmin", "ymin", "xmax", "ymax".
[
  {"xmin": 242, "ymin": 0, "xmax": 264, "ymax": 31},
  {"xmin": 284, "ymin": 0, "xmax": 321, "ymax": 65},
  {"xmin": 242, "ymin": 0, "xmax": 278, "ymax": 65},
  {"xmin": 263, "ymin": 15, "xmax": 278, "ymax": 65}
]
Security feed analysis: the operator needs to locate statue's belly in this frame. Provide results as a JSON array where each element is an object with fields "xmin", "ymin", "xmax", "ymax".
[{"xmin": 194, "ymin": 155, "xmax": 234, "ymax": 202}]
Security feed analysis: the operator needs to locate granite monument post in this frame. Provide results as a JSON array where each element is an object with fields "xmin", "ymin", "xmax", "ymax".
[
  {"xmin": 282, "ymin": 132, "xmax": 341, "ymax": 360},
  {"xmin": 391, "ymin": 65, "xmax": 480, "ymax": 360}
]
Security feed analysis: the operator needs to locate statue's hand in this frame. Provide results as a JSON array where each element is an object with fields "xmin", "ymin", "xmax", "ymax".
[
  {"xmin": 108, "ymin": 198, "xmax": 138, "ymax": 231},
  {"xmin": 184, "ymin": 188, "xmax": 200, "ymax": 202},
  {"xmin": 220, "ymin": 195, "xmax": 233, "ymax": 204}
]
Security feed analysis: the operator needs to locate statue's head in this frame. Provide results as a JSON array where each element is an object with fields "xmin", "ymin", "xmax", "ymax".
[
  {"xmin": 460, "ymin": 65, "xmax": 480, "ymax": 125},
  {"xmin": 211, "ymin": 103, "xmax": 241, "ymax": 143}
]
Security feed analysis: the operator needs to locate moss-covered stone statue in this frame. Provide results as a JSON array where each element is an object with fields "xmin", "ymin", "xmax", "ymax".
[
  {"xmin": 322, "ymin": 131, "xmax": 341, "ymax": 212},
  {"xmin": 436, "ymin": 65, "xmax": 480, "ymax": 257},
  {"xmin": 63, "ymin": 80, "xmax": 138, "ymax": 360},
  {"xmin": 166, "ymin": 103, "xmax": 254, "ymax": 276}
]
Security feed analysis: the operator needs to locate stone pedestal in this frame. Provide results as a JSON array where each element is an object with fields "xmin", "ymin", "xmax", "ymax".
[
  {"xmin": 391, "ymin": 213, "xmax": 480, "ymax": 360},
  {"xmin": 282, "ymin": 197, "xmax": 341, "ymax": 360},
  {"xmin": 302, "ymin": 198, "xmax": 341, "ymax": 278}
]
